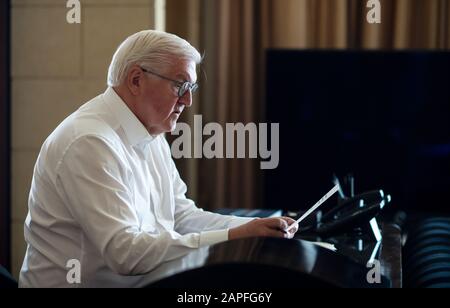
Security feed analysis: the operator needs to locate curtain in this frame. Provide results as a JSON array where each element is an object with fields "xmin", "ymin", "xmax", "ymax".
[
  {"xmin": 166, "ymin": 0, "xmax": 450, "ymax": 211},
  {"xmin": 266, "ymin": 0, "xmax": 450, "ymax": 49}
]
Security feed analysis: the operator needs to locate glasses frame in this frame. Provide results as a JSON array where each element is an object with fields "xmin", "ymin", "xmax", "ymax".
[{"xmin": 140, "ymin": 67, "xmax": 198, "ymax": 98}]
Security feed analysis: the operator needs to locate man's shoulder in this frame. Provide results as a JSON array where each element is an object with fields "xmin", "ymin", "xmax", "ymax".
[
  {"xmin": 51, "ymin": 96, "xmax": 120, "ymax": 144},
  {"xmin": 40, "ymin": 95, "xmax": 124, "ymax": 162}
]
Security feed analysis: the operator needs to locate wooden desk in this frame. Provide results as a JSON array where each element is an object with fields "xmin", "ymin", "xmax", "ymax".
[{"xmin": 149, "ymin": 224, "xmax": 402, "ymax": 288}]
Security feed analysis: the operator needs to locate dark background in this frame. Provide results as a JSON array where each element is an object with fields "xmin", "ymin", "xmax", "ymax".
[
  {"xmin": 0, "ymin": 0, "xmax": 11, "ymax": 270},
  {"xmin": 264, "ymin": 50, "xmax": 450, "ymax": 215}
]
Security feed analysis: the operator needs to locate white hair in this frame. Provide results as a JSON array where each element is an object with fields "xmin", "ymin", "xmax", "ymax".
[{"xmin": 107, "ymin": 30, "xmax": 202, "ymax": 87}]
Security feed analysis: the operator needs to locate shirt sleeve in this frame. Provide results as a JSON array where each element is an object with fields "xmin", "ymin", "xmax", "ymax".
[
  {"xmin": 54, "ymin": 135, "xmax": 221, "ymax": 276},
  {"xmin": 161, "ymin": 138, "xmax": 254, "ymax": 239}
]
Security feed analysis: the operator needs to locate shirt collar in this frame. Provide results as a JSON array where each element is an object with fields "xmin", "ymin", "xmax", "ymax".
[{"xmin": 103, "ymin": 87, "xmax": 156, "ymax": 147}]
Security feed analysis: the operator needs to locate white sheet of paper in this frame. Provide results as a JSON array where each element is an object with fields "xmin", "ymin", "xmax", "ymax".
[
  {"xmin": 311, "ymin": 241, "xmax": 337, "ymax": 252},
  {"xmin": 286, "ymin": 184, "xmax": 340, "ymax": 232}
]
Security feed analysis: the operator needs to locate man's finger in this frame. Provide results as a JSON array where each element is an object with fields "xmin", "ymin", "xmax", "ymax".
[
  {"xmin": 281, "ymin": 216, "xmax": 296, "ymax": 224},
  {"xmin": 266, "ymin": 229, "xmax": 287, "ymax": 238},
  {"xmin": 289, "ymin": 228, "xmax": 298, "ymax": 235},
  {"xmin": 266, "ymin": 218, "xmax": 288, "ymax": 230},
  {"xmin": 288, "ymin": 222, "xmax": 299, "ymax": 232}
]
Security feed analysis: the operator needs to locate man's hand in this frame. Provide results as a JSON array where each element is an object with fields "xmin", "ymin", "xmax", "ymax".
[{"xmin": 228, "ymin": 217, "xmax": 299, "ymax": 240}]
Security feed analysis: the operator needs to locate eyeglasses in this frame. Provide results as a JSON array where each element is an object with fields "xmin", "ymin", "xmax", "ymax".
[{"xmin": 140, "ymin": 67, "xmax": 199, "ymax": 98}]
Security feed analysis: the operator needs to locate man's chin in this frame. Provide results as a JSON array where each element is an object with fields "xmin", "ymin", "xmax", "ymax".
[{"xmin": 168, "ymin": 121, "xmax": 179, "ymax": 132}]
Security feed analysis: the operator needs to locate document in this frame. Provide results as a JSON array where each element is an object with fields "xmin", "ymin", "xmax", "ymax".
[
  {"xmin": 310, "ymin": 241, "xmax": 337, "ymax": 252},
  {"xmin": 286, "ymin": 184, "xmax": 340, "ymax": 232}
]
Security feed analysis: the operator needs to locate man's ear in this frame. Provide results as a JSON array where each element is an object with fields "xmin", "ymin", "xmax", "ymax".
[{"xmin": 127, "ymin": 66, "xmax": 143, "ymax": 96}]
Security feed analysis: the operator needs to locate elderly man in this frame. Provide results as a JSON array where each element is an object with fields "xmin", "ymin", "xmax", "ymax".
[{"xmin": 19, "ymin": 30, "xmax": 297, "ymax": 288}]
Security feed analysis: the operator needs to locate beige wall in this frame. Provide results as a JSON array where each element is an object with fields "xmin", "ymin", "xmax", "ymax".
[{"xmin": 11, "ymin": 0, "xmax": 157, "ymax": 279}]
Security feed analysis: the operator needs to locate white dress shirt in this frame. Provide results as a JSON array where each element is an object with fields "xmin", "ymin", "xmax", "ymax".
[{"xmin": 19, "ymin": 87, "xmax": 252, "ymax": 288}]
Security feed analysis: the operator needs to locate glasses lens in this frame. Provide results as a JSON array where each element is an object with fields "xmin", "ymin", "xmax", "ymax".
[
  {"xmin": 178, "ymin": 83, "xmax": 188, "ymax": 97},
  {"xmin": 178, "ymin": 82, "xmax": 198, "ymax": 97}
]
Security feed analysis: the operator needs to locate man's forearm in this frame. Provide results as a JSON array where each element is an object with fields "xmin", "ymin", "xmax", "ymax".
[{"xmin": 228, "ymin": 222, "xmax": 250, "ymax": 240}]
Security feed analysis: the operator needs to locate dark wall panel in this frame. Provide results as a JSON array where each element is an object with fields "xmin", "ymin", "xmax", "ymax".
[{"xmin": 0, "ymin": 0, "xmax": 11, "ymax": 270}]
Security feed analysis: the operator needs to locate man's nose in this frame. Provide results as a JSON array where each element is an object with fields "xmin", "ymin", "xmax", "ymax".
[{"xmin": 179, "ymin": 90, "xmax": 193, "ymax": 107}]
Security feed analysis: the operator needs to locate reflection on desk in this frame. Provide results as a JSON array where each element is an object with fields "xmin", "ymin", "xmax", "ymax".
[{"xmin": 148, "ymin": 237, "xmax": 392, "ymax": 288}]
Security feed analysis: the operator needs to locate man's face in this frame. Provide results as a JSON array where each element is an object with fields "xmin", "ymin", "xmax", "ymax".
[{"xmin": 135, "ymin": 59, "xmax": 197, "ymax": 135}]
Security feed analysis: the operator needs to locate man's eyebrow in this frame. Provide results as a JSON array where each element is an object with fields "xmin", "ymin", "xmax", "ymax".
[{"xmin": 176, "ymin": 73, "xmax": 195, "ymax": 83}]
